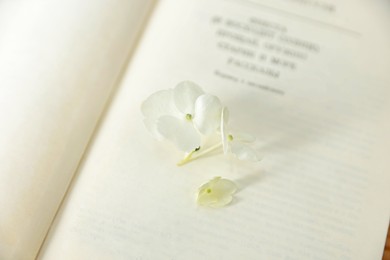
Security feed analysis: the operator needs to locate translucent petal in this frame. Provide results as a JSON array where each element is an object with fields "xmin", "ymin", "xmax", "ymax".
[
  {"xmin": 156, "ymin": 115, "xmax": 201, "ymax": 152},
  {"xmin": 193, "ymin": 94, "xmax": 222, "ymax": 135},
  {"xmin": 173, "ymin": 81, "xmax": 204, "ymax": 115},
  {"xmin": 197, "ymin": 190, "xmax": 219, "ymax": 206},
  {"xmin": 197, "ymin": 177, "xmax": 237, "ymax": 207},
  {"xmin": 198, "ymin": 193, "xmax": 232, "ymax": 208},
  {"xmin": 212, "ymin": 177, "xmax": 238, "ymax": 195},
  {"xmin": 220, "ymin": 107, "xmax": 229, "ymax": 154},
  {"xmin": 235, "ymin": 133, "xmax": 256, "ymax": 143},
  {"xmin": 141, "ymin": 89, "xmax": 179, "ymax": 120},
  {"xmin": 143, "ymin": 118, "xmax": 163, "ymax": 140},
  {"xmin": 231, "ymin": 142, "xmax": 259, "ymax": 161}
]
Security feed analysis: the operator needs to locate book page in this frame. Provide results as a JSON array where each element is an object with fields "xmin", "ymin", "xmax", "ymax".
[
  {"xmin": 0, "ymin": 0, "xmax": 153, "ymax": 259},
  {"xmin": 40, "ymin": 0, "xmax": 390, "ymax": 259}
]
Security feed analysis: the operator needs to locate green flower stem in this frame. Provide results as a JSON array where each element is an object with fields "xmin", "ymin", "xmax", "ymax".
[{"xmin": 177, "ymin": 142, "xmax": 223, "ymax": 166}]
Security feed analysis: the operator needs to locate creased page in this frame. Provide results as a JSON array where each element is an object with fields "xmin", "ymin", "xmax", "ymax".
[
  {"xmin": 0, "ymin": 0, "xmax": 153, "ymax": 259},
  {"xmin": 40, "ymin": 0, "xmax": 390, "ymax": 259}
]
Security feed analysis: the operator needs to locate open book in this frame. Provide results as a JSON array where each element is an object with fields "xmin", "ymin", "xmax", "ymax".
[{"xmin": 1, "ymin": 0, "xmax": 389, "ymax": 259}]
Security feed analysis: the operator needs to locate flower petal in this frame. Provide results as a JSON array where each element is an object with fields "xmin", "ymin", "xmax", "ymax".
[
  {"xmin": 220, "ymin": 107, "xmax": 229, "ymax": 154},
  {"xmin": 197, "ymin": 177, "xmax": 237, "ymax": 208},
  {"xmin": 141, "ymin": 89, "xmax": 179, "ymax": 120},
  {"xmin": 173, "ymin": 81, "xmax": 204, "ymax": 115},
  {"xmin": 193, "ymin": 94, "xmax": 223, "ymax": 135},
  {"xmin": 143, "ymin": 118, "xmax": 163, "ymax": 140},
  {"xmin": 212, "ymin": 177, "xmax": 238, "ymax": 195},
  {"xmin": 197, "ymin": 190, "xmax": 219, "ymax": 206},
  {"xmin": 157, "ymin": 115, "xmax": 201, "ymax": 152},
  {"xmin": 231, "ymin": 142, "xmax": 259, "ymax": 161}
]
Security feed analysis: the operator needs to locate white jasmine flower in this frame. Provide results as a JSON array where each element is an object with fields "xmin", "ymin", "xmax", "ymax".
[
  {"xmin": 141, "ymin": 81, "xmax": 222, "ymax": 152},
  {"xmin": 197, "ymin": 176, "xmax": 237, "ymax": 207},
  {"xmin": 221, "ymin": 107, "xmax": 259, "ymax": 161}
]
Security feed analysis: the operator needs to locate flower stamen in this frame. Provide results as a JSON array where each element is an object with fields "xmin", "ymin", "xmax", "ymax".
[{"xmin": 185, "ymin": 114, "xmax": 193, "ymax": 121}]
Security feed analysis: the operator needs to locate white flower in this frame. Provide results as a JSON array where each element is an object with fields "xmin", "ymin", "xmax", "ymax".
[
  {"xmin": 221, "ymin": 107, "xmax": 260, "ymax": 161},
  {"xmin": 141, "ymin": 81, "xmax": 223, "ymax": 152},
  {"xmin": 197, "ymin": 176, "xmax": 237, "ymax": 207}
]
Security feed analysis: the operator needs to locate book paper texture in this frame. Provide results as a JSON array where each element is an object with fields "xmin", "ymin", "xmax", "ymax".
[
  {"xmin": 0, "ymin": 0, "xmax": 153, "ymax": 259},
  {"xmin": 40, "ymin": 0, "xmax": 390, "ymax": 259}
]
